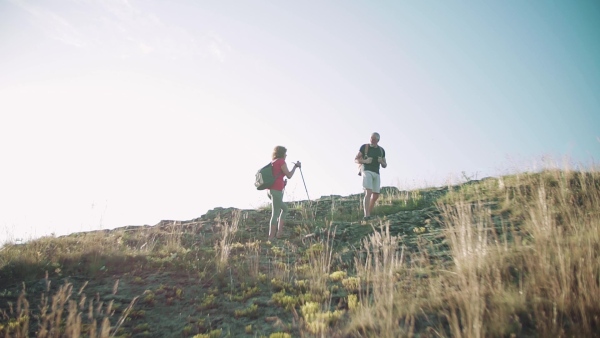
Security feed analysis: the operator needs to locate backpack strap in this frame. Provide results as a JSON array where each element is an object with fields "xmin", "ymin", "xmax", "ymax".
[{"xmin": 357, "ymin": 144, "xmax": 369, "ymax": 176}]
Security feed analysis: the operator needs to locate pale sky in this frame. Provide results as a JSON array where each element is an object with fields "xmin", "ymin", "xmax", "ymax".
[{"xmin": 1, "ymin": 0, "xmax": 599, "ymax": 244}]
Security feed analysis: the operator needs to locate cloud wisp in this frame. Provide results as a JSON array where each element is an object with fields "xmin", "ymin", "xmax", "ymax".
[{"xmin": 10, "ymin": 0, "xmax": 230, "ymax": 62}]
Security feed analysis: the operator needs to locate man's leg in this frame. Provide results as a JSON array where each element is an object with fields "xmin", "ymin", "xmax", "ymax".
[
  {"xmin": 363, "ymin": 189, "xmax": 373, "ymax": 217},
  {"xmin": 362, "ymin": 171, "xmax": 374, "ymax": 217},
  {"xmin": 368, "ymin": 192, "xmax": 380, "ymax": 216},
  {"xmin": 368, "ymin": 171, "xmax": 381, "ymax": 217}
]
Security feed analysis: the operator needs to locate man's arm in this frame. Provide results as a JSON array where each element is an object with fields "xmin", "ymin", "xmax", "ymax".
[
  {"xmin": 355, "ymin": 151, "xmax": 373, "ymax": 164},
  {"xmin": 378, "ymin": 148, "xmax": 387, "ymax": 168},
  {"xmin": 379, "ymin": 157, "xmax": 387, "ymax": 168},
  {"xmin": 355, "ymin": 151, "xmax": 364, "ymax": 164}
]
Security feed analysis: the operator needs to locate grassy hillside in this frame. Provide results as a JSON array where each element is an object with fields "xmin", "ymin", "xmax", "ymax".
[{"xmin": 1, "ymin": 168, "xmax": 599, "ymax": 337}]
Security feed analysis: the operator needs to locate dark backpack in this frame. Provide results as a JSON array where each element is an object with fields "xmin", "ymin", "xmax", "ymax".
[{"xmin": 255, "ymin": 162, "xmax": 276, "ymax": 190}]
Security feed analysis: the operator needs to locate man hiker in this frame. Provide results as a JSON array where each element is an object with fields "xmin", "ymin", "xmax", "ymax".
[{"xmin": 355, "ymin": 132, "xmax": 387, "ymax": 220}]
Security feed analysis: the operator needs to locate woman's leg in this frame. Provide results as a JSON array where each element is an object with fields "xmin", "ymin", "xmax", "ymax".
[
  {"xmin": 268, "ymin": 189, "xmax": 283, "ymax": 238},
  {"xmin": 277, "ymin": 199, "xmax": 288, "ymax": 237}
]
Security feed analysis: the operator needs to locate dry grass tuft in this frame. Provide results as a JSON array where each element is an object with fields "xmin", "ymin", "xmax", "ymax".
[{"xmin": 1, "ymin": 274, "xmax": 137, "ymax": 337}]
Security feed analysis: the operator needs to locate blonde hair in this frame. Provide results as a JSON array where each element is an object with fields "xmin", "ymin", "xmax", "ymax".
[{"xmin": 272, "ymin": 146, "xmax": 287, "ymax": 160}]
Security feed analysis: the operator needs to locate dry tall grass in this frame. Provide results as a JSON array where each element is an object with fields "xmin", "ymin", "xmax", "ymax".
[
  {"xmin": 348, "ymin": 220, "xmax": 410, "ymax": 336},
  {"xmin": 215, "ymin": 210, "xmax": 241, "ymax": 273},
  {"xmin": 1, "ymin": 273, "xmax": 137, "ymax": 337},
  {"xmin": 338, "ymin": 168, "xmax": 600, "ymax": 337},
  {"xmin": 434, "ymin": 169, "xmax": 600, "ymax": 337}
]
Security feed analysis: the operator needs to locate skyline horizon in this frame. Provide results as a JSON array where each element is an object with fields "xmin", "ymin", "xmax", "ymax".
[{"xmin": 3, "ymin": 153, "xmax": 597, "ymax": 245}]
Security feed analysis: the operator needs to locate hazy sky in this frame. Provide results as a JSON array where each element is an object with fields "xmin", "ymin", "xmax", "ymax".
[{"xmin": 1, "ymin": 0, "xmax": 599, "ymax": 243}]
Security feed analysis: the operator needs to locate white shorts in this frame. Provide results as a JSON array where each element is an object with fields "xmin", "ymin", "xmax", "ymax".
[{"xmin": 362, "ymin": 170, "xmax": 381, "ymax": 193}]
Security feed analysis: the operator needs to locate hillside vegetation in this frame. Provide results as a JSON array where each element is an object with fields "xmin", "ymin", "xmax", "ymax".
[{"xmin": 1, "ymin": 168, "xmax": 599, "ymax": 337}]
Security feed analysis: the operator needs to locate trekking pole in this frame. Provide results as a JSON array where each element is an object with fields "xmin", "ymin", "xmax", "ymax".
[{"xmin": 294, "ymin": 163, "xmax": 310, "ymax": 200}]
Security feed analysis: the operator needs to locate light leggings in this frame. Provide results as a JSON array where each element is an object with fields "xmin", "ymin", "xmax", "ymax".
[{"xmin": 268, "ymin": 189, "xmax": 287, "ymax": 229}]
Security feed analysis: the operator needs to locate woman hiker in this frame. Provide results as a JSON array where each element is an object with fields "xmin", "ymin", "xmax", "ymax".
[{"xmin": 268, "ymin": 146, "xmax": 301, "ymax": 239}]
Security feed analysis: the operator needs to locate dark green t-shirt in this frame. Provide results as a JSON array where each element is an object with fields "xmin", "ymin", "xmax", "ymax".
[{"xmin": 360, "ymin": 144, "xmax": 385, "ymax": 174}]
